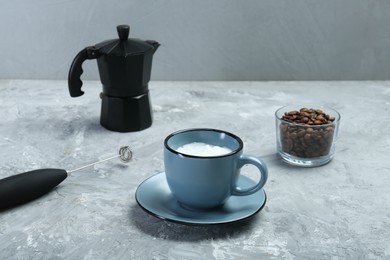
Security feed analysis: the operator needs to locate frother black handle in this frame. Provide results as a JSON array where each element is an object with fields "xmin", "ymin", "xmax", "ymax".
[
  {"xmin": 68, "ymin": 46, "xmax": 100, "ymax": 97},
  {"xmin": 0, "ymin": 169, "xmax": 68, "ymax": 210}
]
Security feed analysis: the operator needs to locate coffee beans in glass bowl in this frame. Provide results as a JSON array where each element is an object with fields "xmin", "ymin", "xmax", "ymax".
[{"xmin": 275, "ymin": 105, "xmax": 340, "ymax": 167}]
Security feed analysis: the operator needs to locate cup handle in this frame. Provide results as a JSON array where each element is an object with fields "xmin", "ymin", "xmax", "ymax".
[{"xmin": 232, "ymin": 155, "xmax": 268, "ymax": 196}]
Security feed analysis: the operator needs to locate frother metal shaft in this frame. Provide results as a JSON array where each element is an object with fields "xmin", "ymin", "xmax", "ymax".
[{"xmin": 68, "ymin": 146, "xmax": 132, "ymax": 173}]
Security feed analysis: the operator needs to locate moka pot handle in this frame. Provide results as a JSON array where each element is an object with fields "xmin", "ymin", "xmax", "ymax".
[{"xmin": 68, "ymin": 46, "xmax": 100, "ymax": 97}]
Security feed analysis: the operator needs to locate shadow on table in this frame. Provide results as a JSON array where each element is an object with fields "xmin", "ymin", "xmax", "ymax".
[
  {"xmin": 129, "ymin": 205, "xmax": 264, "ymax": 242},
  {"xmin": 22, "ymin": 114, "xmax": 108, "ymax": 140},
  {"xmin": 59, "ymin": 116, "xmax": 108, "ymax": 135}
]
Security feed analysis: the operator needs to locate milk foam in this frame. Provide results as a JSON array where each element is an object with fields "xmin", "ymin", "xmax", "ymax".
[{"xmin": 176, "ymin": 142, "xmax": 232, "ymax": 156}]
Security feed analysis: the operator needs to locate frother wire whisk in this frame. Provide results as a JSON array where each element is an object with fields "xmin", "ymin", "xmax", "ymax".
[{"xmin": 0, "ymin": 146, "xmax": 133, "ymax": 210}]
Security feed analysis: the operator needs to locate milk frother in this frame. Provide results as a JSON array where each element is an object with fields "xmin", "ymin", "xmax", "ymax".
[{"xmin": 0, "ymin": 146, "xmax": 132, "ymax": 210}]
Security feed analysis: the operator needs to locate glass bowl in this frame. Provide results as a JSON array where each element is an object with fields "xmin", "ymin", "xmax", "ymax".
[{"xmin": 275, "ymin": 105, "xmax": 340, "ymax": 167}]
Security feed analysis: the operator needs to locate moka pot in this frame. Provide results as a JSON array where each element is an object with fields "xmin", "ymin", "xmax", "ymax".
[{"xmin": 68, "ymin": 25, "xmax": 159, "ymax": 132}]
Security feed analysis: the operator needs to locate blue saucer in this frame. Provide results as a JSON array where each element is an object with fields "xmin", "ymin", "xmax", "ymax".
[{"xmin": 135, "ymin": 172, "xmax": 267, "ymax": 225}]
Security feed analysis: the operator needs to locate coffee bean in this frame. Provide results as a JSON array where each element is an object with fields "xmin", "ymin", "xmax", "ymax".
[
  {"xmin": 286, "ymin": 111, "xmax": 299, "ymax": 116},
  {"xmin": 297, "ymin": 129, "xmax": 306, "ymax": 137},
  {"xmin": 279, "ymin": 107, "xmax": 336, "ymax": 158},
  {"xmin": 301, "ymin": 117, "xmax": 309, "ymax": 123}
]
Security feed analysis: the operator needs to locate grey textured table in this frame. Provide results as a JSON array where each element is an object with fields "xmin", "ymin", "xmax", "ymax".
[{"xmin": 1, "ymin": 80, "xmax": 389, "ymax": 259}]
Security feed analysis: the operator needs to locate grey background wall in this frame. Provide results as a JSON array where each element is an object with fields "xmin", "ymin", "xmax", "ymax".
[{"xmin": 0, "ymin": 0, "xmax": 389, "ymax": 81}]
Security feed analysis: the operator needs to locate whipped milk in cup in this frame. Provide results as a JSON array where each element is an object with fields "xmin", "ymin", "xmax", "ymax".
[
  {"xmin": 176, "ymin": 142, "xmax": 232, "ymax": 157},
  {"xmin": 164, "ymin": 128, "xmax": 268, "ymax": 209}
]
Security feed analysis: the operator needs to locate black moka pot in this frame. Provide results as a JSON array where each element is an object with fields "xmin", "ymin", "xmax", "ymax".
[{"xmin": 68, "ymin": 25, "xmax": 160, "ymax": 132}]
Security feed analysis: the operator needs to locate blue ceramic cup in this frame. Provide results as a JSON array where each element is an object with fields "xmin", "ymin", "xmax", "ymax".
[{"xmin": 164, "ymin": 128, "xmax": 268, "ymax": 209}]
